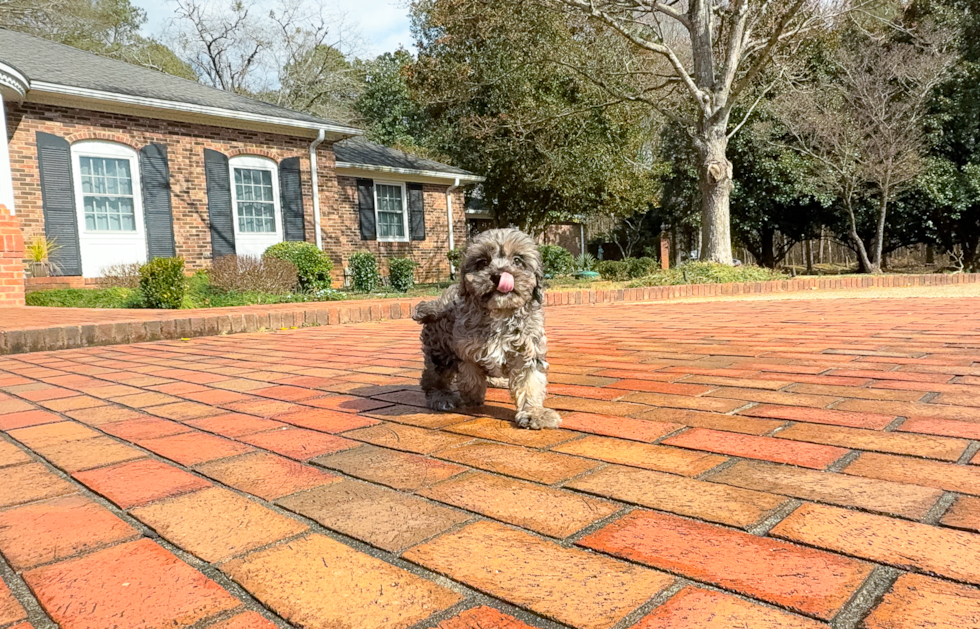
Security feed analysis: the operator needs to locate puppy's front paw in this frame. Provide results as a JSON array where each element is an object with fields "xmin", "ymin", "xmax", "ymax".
[
  {"xmin": 515, "ymin": 407, "xmax": 561, "ymax": 430},
  {"xmin": 487, "ymin": 377, "xmax": 510, "ymax": 389},
  {"xmin": 428, "ymin": 391, "xmax": 462, "ymax": 412}
]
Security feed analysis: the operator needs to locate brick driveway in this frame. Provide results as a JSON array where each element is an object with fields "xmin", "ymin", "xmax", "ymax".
[{"xmin": 0, "ymin": 296, "xmax": 979, "ymax": 628}]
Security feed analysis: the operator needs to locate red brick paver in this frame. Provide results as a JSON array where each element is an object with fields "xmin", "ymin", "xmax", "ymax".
[{"xmin": 1, "ymin": 295, "xmax": 980, "ymax": 627}]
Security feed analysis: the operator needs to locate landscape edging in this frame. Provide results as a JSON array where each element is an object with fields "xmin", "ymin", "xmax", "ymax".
[{"xmin": 2, "ymin": 272, "xmax": 977, "ymax": 354}]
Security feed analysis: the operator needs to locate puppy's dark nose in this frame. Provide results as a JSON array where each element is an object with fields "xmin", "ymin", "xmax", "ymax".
[{"xmin": 490, "ymin": 273, "xmax": 501, "ymax": 286}]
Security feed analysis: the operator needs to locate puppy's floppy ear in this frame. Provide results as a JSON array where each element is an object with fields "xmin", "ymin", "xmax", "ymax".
[{"xmin": 531, "ymin": 249, "xmax": 546, "ymax": 306}]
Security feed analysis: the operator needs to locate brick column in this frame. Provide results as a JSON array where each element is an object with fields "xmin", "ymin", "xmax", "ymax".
[{"xmin": 0, "ymin": 204, "xmax": 25, "ymax": 306}]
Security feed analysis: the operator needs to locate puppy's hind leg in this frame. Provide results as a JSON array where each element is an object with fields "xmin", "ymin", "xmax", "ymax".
[
  {"xmin": 509, "ymin": 361, "xmax": 561, "ymax": 430},
  {"xmin": 420, "ymin": 352, "xmax": 461, "ymax": 411},
  {"xmin": 457, "ymin": 361, "xmax": 487, "ymax": 407}
]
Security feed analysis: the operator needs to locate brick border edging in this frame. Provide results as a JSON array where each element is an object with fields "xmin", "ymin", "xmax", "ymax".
[{"xmin": 2, "ymin": 272, "xmax": 978, "ymax": 355}]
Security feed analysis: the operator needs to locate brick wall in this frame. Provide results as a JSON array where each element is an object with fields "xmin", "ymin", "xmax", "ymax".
[
  {"xmin": 333, "ymin": 176, "xmax": 466, "ymax": 284},
  {"xmin": 540, "ymin": 223, "xmax": 584, "ymax": 257},
  {"xmin": 0, "ymin": 204, "xmax": 25, "ymax": 306},
  {"xmin": 5, "ymin": 102, "xmax": 332, "ymax": 274}
]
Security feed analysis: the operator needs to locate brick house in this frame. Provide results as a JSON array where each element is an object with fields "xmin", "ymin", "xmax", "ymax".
[{"xmin": 0, "ymin": 28, "xmax": 481, "ymax": 295}]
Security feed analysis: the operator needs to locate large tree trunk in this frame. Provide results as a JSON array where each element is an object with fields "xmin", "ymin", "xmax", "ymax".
[
  {"xmin": 695, "ymin": 119, "xmax": 734, "ymax": 265},
  {"xmin": 757, "ymin": 226, "xmax": 776, "ymax": 269},
  {"xmin": 872, "ymin": 191, "xmax": 890, "ymax": 272},
  {"xmin": 845, "ymin": 200, "xmax": 877, "ymax": 273}
]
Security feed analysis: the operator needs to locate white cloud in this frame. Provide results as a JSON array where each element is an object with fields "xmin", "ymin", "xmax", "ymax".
[{"xmin": 130, "ymin": 0, "xmax": 413, "ymax": 58}]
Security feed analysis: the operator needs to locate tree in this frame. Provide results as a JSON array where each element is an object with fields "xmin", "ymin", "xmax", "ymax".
[
  {"xmin": 546, "ymin": 0, "xmax": 847, "ymax": 264},
  {"xmin": 168, "ymin": 0, "xmax": 362, "ymax": 107},
  {"xmin": 354, "ymin": 49, "xmax": 429, "ymax": 148},
  {"xmin": 777, "ymin": 26, "xmax": 954, "ymax": 272},
  {"xmin": 906, "ymin": 0, "xmax": 980, "ymax": 270},
  {"xmin": 0, "ymin": 0, "xmax": 195, "ymax": 79},
  {"xmin": 409, "ymin": 0, "xmax": 659, "ymax": 233}
]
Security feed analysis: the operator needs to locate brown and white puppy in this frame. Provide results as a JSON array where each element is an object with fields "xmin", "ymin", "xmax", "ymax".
[{"xmin": 412, "ymin": 228, "xmax": 561, "ymax": 429}]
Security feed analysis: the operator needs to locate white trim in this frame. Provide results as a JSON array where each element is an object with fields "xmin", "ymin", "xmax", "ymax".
[
  {"xmin": 29, "ymin": 81, "xmax": 362, "ymax": 137},
  {"xmin": 0, "ymin": 61, "xmax": 29, "ymax": 99},
  {"xmin": 70, "ymin": 140, "xmax": 147, "ymax": 276},
  {"xmin": 373, "ymin": 180, "xmax": 409, "ymax": 243},
  {"xmin": 229, "ymin": 155, "xmax": 283, "ymax": 255},
  {"xmin": 309, "ymin": 129, "xmax": 325, "ymax": 250},
  {"xmin": 0, "ymin": 91, "xmax": 15, "ymax": 213},
  {"xmin": 446, "ymin": 177, "xmax": 460, "ymax": 273},
  {"xmin": 336, "ymin": 161, "xmax": 483, "ymax": 183}
]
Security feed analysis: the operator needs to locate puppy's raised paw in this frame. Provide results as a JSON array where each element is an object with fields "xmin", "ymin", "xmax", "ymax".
[
  {"xmin": 515, "ymin": 407, "xmax": 561, "ymax": 430},
  {"xmin": 428, "ymin": 391, "xmax": 462, "ymax": 412}
]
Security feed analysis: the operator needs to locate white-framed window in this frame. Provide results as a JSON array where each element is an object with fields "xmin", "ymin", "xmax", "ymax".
[
  {"xmin": 71, "ymin": 141, "xmax": 141, "ymax": 233},
  {"xmin": 229, "ymin": 155, "xmax": 281, "ymax": 235},
  {"xmin": 374, "ymin": 181, "xmax": 408, "ymax": 242}
]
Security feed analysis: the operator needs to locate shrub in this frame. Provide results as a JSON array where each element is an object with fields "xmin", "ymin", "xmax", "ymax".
[
  {"xmin": 348, "ymin": 251, "xmax": 381, "ymax": 292},
  {"xmin": 139, "ymin": 257, "xmax": 185, "ymax": 309},
  {"xmin": 388, "ymin": 257, "xmax": 418, "ymax": 292},
  {"xmin": 626, "ymin": 257, "xmax": 659, "ymax": 278},
  {"xmin": 263, "ymin": 241, "xmax": 333, "ymax": 291},
  {"xmin": 96, "ymin": 262, "xmax": 142, "ymax": 289},
  {"xmin": 447, "ymin": 247, "xmax": 464, "ymax": 271},
  {"xmin": 575, "ymin": 252, "xmax": 597, "ymax": 272},
  {"xmin": 209, "ymin": 255, "xmax": 298, "ymax": 293},
  {"xmin": 538, "ymin": 244, "xmax": 575, "ymax": 277},
  {"xmin": 596, "ymin": 260, "xmax": 629, "ymax": 281}
]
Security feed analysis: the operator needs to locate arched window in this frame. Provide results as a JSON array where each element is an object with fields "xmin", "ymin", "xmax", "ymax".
[
  {"xmin": 70, "ymin": 141, "xmax": 147, "ymax": 276},
  {"xmin": 71, "ymin": 141, "xmax": 141, "ymax": 233},
  {"xmin": 228, "ymin": 155, "xmax": 283, "ymax": 256}
]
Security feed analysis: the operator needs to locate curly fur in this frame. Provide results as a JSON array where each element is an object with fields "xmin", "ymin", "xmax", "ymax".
[{"xmin": 413, "ymin": 228, "xmax": 561, "ymax": 429}]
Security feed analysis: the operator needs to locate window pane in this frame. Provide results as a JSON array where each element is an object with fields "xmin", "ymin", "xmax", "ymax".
[
  {"xmin": 376, "ymin": 185, "xmax": 404, "ymax": 238},
  {"xmin": 79, "ymin": 155, "xmax": 137, "ymax": 232}
]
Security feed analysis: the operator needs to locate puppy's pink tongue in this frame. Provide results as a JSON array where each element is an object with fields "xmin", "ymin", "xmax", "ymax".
[{"xmin": 497, "ymin": 272, "xmax": 515, "ymax": 293}]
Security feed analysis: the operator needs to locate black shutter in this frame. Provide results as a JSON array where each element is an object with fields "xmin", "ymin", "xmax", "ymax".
[
  {"xmin": 357, "ymin": 178, "xmax": 376, "ymax": 240},
  {"xmin": 35, "ymin": 132, "xmax": 82, "ymax": 276},
  {"xmin": 279, "ymin": 157, "xmax": 305, "ymax": 242},
  {"xmin": 408, "ymin": 182, "xmax": 425, "ymax": 241},
  {"xmin": 139, "ymin": 143, "xmax": 176, "ymax": 259},
  {"xmin": 204, "ymin": 149, "xmax": 235, "ymax": 258}
]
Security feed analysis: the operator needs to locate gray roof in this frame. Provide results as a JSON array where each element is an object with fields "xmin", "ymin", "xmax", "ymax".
[
  {"xmin": 0, "ymin": 28, "xmax": 353, "ymax": 130},
  {"xmin": 334, "ymin": 137, "xmax": 476, "ymax": 177}
]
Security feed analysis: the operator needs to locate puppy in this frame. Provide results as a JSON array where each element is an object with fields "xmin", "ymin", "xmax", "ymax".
[{"xmin": 412, "ymin": 228, "xmax": 561, "ymax": 429}]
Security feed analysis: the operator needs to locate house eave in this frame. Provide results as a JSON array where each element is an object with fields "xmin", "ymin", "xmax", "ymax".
[
  {"xmin": 25, "ymin": 81, "xmax": 363, "ymax": 139},
  {"xmin": 336, "ymin": 161, "xmax": 483, "ymax": 184}
]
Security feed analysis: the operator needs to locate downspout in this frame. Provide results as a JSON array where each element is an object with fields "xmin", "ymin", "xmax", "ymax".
[
  {"xmin": 580, "ymin": 223, "xmax": 585, "ymax": 257},
  {"xmin": 309, "ymin": 128, "xmax": 326, "ymax": 250},
  {"xmin": 446, "ymin": 177, "xmax": 460, "ymax": 273}
]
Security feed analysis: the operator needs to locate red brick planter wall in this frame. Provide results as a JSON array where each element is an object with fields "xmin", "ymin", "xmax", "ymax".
[{"xmin": 0, "ymin": 204, "xmax": 24, "ymax": 307}]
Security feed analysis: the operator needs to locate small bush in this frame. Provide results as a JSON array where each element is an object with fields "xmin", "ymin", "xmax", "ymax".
[
  {"xmin": 576, "ymin": 252, "xmax": 597, "ymax": 272},
  {"xmin": 96, "ymin": 262, "xmax": 142, "ymax": 289},
  {"xmin": 538, "ymin": 244, "xmax": 575, "ymax": 277},
  {"xmin": 388, "ymin": 257, "xmax": 419, "ymax": 292},
  {"xmin": 447, "ymin": 247, "xmax": 464, "ymax": 272},
  {"xmin": 596, "ymin": 257, "xmax": 660, "ymax": 281},
  {"xmin": 264, "ymin": 241, "xmax": 333, "ymax": 291},
  {"xmin": 209, "ymin": 255, "xmax": 298, "ymax": 293},
  {"xmin": 24, "ymin": 236, "xmax": 63, "ymax": 278},
  {"xmin": 139, "ymin": 257, "xmax": 185, "ymax": 309},
  {"xmin": 626, "ymin": 257, "xmax": 659, "ymax": 278},
  {"xmin": 596, "ymin": 260, "xmax": 629, "ymax": 281},
  {"xmin": 348, "ymin": 251, "xmax": 381, "ymax": 292}
]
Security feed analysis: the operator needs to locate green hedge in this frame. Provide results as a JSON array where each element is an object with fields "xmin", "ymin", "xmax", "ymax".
[
  {"xmin": 139, "ymin": 257, "xmax": 185, "ymax": 309},
  {"xmin": 538, "ymin": 244, "xmax": 575, "ymax": 277},
  {"xmin": 388, "ymin": 257, "xmax": 418, "ymax": 292},
  {"xmin": 264, "ymin": 241, "xmax": 333, "ymax": 291},
  {"xmin": 349, "ymin": 251, "xmax": 381, "ymax": 292}
]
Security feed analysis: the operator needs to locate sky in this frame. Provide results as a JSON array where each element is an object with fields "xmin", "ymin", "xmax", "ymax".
[{"xmin": 130, "ymin": 0, "xmax": 415, "ymax": 59}]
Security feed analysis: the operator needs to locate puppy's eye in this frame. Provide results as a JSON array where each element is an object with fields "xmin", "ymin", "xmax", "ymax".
[
  {"xmin": 513, "ymin": 255, "xmax": 526, "ymax": 269},
  {"xmin": 474, "ymin": 258, "xmax": 489, "ymax": 269}
]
